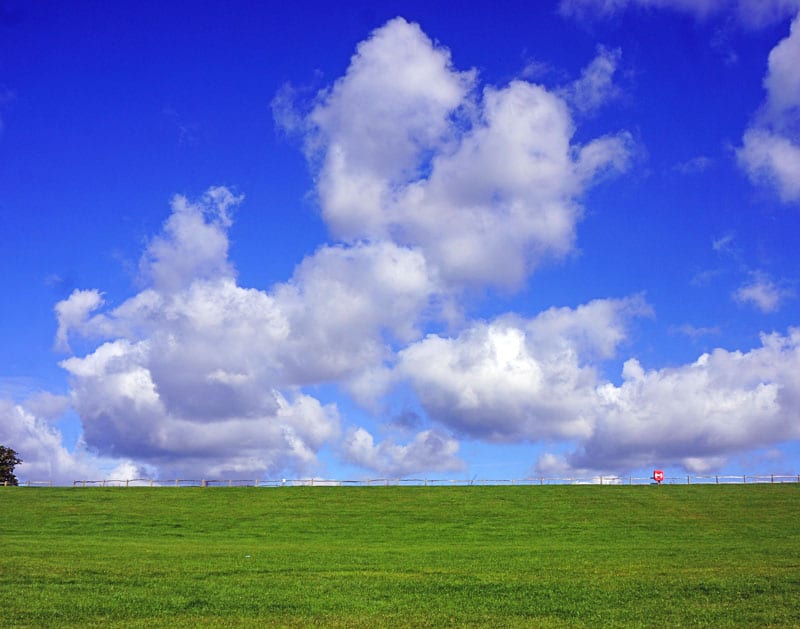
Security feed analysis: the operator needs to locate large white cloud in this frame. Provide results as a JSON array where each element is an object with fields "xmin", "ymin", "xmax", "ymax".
[
  {"xmin": 552, "ymin": 328, "xmax": 800, "ymax": 473},
  {"xmin": 397, "ymin": 292, "xmax": 800, "ymax": 475},
  {"xmin": 293, "ymin": 17, "xmax": 632, "ymax": 290},
  {"xmin": 55, "ymin": 187, "xmax": 449, "ymax": 478},
  {"xmin": 398, "ymin": 296, "xmax": 651, "ymax": 442},
  {"xmin": 21, "ymin": 16, "xmax": 800, "ymax": 483}
]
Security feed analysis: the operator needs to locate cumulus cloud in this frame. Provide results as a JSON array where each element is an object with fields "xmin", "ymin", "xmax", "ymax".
[
  {"xmin": 341, "ymin": 427, "xmax": 464, "ymax": 476},
  {"xmin": 547, "ymin": 328, "xmax": 800, "ymax": 473},
  {"xmin": 398, "ymin": 296, "xmax": 651, "ymax": 442},
  {"xmin": 737, "ymin": 12, "xmax": 800, "ymax": 201},
  {"xmin": 739, "ymin": 129, "xmax": 800, "ymax": 201},
  {"xmin": 24, "ymin": 16, "xmax": 800, "ymax": 483},
  {"xmin": 54, "ymin": 289, "xmax": 104, "ymax": 351},
  {"xmin": 292, "ymin": 17, "xmax": 632, "ymax": 290},
  {"xmin": 139, "ymin": 186, "xmax": 241, "ymax": 292},
  {"xmin": 55, "ymin": 186, "xmax": 454, "ymax": 477}
]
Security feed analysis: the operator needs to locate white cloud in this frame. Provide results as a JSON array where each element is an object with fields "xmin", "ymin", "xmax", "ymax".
[
  {"xmin": 563, "ymin": 46, "xmax": 622, "ymax": 114},
  {"xmin": 139, "ymin": 187, "xmax": 242, "ymax": 293},
  {"xmin": 61, "ymin": 332, "xmax": 341, "ymax": 477},
  {"xmin": 738, "ymin": 129, "xmax": 800, "ymax": 202},
  {"xmin": 733, "ymin": 272, "xmax": 793, "ymax": 312},
  {"xmin": 341, "ymin": 427, "xmax": 464, "ymax": 477},
  {"xmin": 0, "ymin": 398, "xmax": 98, "ymax": 484},
  {"xmin": 54, "ymin": 289, "xmax": 104, "ymax": 351},
  {"xmin": 272, "ymin": 240, "xmax": 445, "ymax": 388},
  {"xmin": 56, "ymin": 187, "xmax": 453, "ymax": 477},
  {"xmin": 550, "ymin": 328, "xmax": 800, "ymax": 473},
  {"xmin": 737, "ymin": 12, "xmax": 800, "ymax": 202},
  {"xmin": 398, "ymin": 296, "xmax": 650, "ymax": 442},
  {"xmin": 298, "ymin": 18, "xmax": 632, "ymax": 291},
  {"xmin": 33, "ymin": 17, "xmax": 800, "ymax": 483},
  {"xmin": 20, "ymin": 391, "xmax": 71, "ymax": 420},
  {"xmin": 763, "ymin": 12, "xmax": 800, "ymax": 122},
  {"xmin": 307, "ymin": 17, "xmax": 474, "ymax": 239}
]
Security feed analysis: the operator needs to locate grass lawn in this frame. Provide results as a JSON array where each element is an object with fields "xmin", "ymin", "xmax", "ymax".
[{"xmin": 1, "ymin": 485, "xmax": 799, "ymax": 627}]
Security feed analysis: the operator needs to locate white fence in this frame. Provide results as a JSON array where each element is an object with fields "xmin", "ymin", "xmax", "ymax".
[{"xmin": 49, "ymin": 474, "xmax": 800, "ymax": 487}]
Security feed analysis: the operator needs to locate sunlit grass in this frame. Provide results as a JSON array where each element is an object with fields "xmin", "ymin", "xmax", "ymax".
[{"xmin": 1, "ymin": 485, "xmax": 798, "ymax": 627}]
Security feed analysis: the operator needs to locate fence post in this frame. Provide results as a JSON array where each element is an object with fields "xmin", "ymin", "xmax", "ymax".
[{"xmin": 715, "ymin": 475, "xmax": 719, "ymax": 484}]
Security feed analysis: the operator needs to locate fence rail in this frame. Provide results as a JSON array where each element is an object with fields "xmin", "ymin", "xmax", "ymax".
[
  {"xmin": 3, "ymin": 475, "xmax": 799, "ymax": 488},
  {"xmin": 7, "ymin": 474, "xmax": 798, "ymax": 487}
]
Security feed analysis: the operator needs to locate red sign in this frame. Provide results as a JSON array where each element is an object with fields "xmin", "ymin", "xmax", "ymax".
[{"xmin": 653, "ymin": 469, "xmax": 664, "ymax": 483}]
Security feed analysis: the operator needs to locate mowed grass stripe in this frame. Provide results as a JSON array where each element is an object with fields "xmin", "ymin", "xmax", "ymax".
[{"xmin": 1, "ymin": 485, "xmax": 798, "ymax": 627}]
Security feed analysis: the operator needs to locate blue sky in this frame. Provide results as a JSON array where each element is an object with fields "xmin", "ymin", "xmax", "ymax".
[{"xmin": 1, "ymin": 0, "xmax": 799, "ymax": 483}]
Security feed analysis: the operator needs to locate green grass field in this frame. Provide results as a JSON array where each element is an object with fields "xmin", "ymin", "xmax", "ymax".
[{"xmin": 1, "ymin": 485, "xmax": 799, "ymax": 627}]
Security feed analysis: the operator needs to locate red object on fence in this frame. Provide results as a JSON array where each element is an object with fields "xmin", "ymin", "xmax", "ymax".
[{"xmin": 653, "ymin": 469, "xmax": 664, "ymax": 483}]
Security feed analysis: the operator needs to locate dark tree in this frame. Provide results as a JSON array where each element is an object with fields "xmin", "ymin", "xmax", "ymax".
[{"xmin": 0, "ymin": 446, "xmax": 22, "ymax": 486}]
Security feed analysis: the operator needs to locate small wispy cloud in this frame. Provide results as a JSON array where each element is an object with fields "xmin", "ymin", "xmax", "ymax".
[
  {"xmin": 711, "ymin": 232, "xmax": 736, "ymax": 254},
  {"xmin": 674, "ymin": 155, "xmax": 713, "ymax": 175},
  {"xmin": 562, "ymin": 45, "xmax": 623, "ymax": 115},
  {"xmin": 690, "ymin": 267, "xmax": 724, "ymax": 287},
  {"xmin": 733, "ymin": 272, "xmax": 794, "ymax": 313},
  {"xmin": 670, "ymin": 323, "xmax": 722, "ymax": 340}
]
